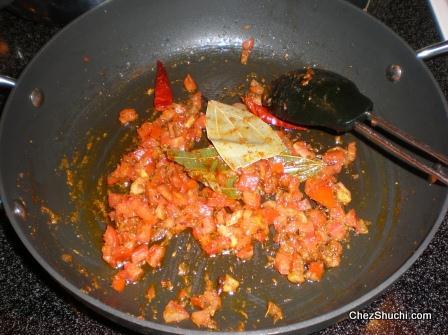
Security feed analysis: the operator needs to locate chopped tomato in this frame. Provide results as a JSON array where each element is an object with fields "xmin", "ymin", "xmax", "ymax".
[
  {"xmin": 136, "ymin": 223, "xmax": 152, "ymax": 243},
  {"xmin": 260, "ymin": 207, "xmax": 279, "ymax": 224},
  {"xmin": 131, "ymin": 244, "xmax": 149, "ymax": 264},
  {"xmin": 305, "ymin": 177, "xmax": 337, "ymax": 208},
  {"xmin": 327, "ymin": 220, "xmax": 347, "ymax": 241},
  {"xmin": 271, "ymin": 162, "xmax": 284, "ymax": 174},
  {"xmin": 109, "ymin": 246, "xmax": 133, "ymax": 266},
  {"xmin": 194, "ymin": 114, "xmax": 206, "ymax": 128},
  {"xmin": 163, "ymin": 300, "xmax": 189, "ymax": 323},
  {"xmin": 236, "ymin": 173, "xmax": 260, "ymax": 191},
  {"xmin": 103, "ymin": 225, "xmax": 118, "ymax": 248},
  {"xmin": 190, "ymin": 288, "xmax": 221, "ymax": 328},
  {"xmin": 306, "ymin": 261, "xmax": 324, "ymax": 281},
  {"xmin": 157, "ymin": 184, "xmax": 173, "ymax": 201},
  {"xmin": 102, "ymin": 225, "xmax": 119, "ymax": 266},
  {"xmin": 274, "ymin": 250, "xmax": 292, "ymax": 275},
  {"xmin": 240, "ymin": 37, "xmax": 254, "ymax": 65},
  {"xmin": 242, "ymin": 191, "xmax": 261, "ymax": 208},
  {"xmin": 293, "ymin": 141, "xmax": 315, "ymax": 159},
  {"xmin": 191, "ymin": 310, "xmax": 216, "ymax": 329},
  {"xmin": 146, "ymin": 244, "xmax": 166, "ymax": 268},
  {"xmin": 183, "ymin": 74, "xmax": 197, "ymax": 93},
  {"xmin": 118, "ymin": 108, "xmax": 138, "ymax": 125},
  {"xmin": 107, "ymin": 161, "xmax": 135, "ymax": 185},
  {"xmin": 307, "ymin": 209, "xmax": 327, "ymax": 228},
  {"xmin": 236, "ymin": 244, "xmax": 254, "ymax": 260},
  {"xmin": 323, "ymin": 148, "xmax": 346, "ymax": 175},
  {"xmin": 111, "ymin": 272, "xmax": 126, "ymax": 292},
  {"xmin": 123, "ymin": 262, "xmax": 143, "ymax": 282},
  {"xmin": 191, "ymin": 289, "xmax": 221, "ymax": 313}
]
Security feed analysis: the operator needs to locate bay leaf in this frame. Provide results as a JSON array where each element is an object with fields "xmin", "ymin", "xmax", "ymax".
[
  {"xmin": 168, "ymin": 147, "xmax": 324, "ymax": 199},
  {"xmin": 167, "ymin": 147, "xmax": 223, "ymax": 171},
  {"xmin": 273, "ymin": 154, "xmax": 325, "ymax": 181},
  {"xmin": 205, "ymin": 100, "xmax": 287, "ymax": 171},
  {"xmin": 167, "ymin": 148, "xmax": 241, "ymax": 199}
]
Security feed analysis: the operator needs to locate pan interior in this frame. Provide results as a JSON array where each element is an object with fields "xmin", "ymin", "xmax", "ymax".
[{"xmin": 17, "ymin": 48, "xmax": 401, "ymax": 331}]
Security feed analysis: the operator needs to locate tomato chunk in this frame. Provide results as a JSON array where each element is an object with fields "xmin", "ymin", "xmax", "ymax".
[
  {"xmin": 119, "ymin": 108, "xmax": 138, "ymax": 125},
  {"xmin": 306, "ymin": 261, "xmax": 324, "ymax": 281},
  {"xmin": 163, "ymin": 300, "xmax": 189, "ymax": 323},
  {"xmin": 112, "ymin": 272, "xmax": 126, "ymax": 292},
  {"xmin": 240, "ymin": 37, "xmax": 254, "ymax": 65},
  {"xmin": 147, "ymin": 244, "xmax": 166, "ymax": 268},
  {"xmin": 305, "ymin": 177, "xmax": 337, "ymax": 208},
  {"xmin": 183, "ymin": 74, "xmax": 197, "ymax": 93}
]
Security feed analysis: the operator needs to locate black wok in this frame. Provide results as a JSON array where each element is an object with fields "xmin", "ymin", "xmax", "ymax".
[{"xmin": 0, "ymin": 0, "xmax": 447, "ymax": 334}]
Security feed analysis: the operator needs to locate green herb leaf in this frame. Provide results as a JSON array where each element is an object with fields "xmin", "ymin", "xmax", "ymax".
[
  {"xmin": 274, "ymin": 153, "xmax": 325, "ymax": 181},
  {"xmin": 167, "ymin": 147, "xmax": 223, "ymax": 171},
  {"xmin": 168, "ymin": 147, "xmax": 325, "ymax": 199},
  {"xmin": 167, "ymin": 148, "xmax": 241, "ymax": 199}
]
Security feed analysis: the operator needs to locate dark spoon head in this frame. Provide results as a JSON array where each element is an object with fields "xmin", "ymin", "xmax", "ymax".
[{"xmin": 269, "ymin": 68, "xmax": 374, "ymax": 133}]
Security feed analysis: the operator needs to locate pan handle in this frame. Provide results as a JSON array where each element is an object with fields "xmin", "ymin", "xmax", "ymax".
[
  {"xmin": 0, "ymin": 75, "xmax": 16, "ymax": 88},
  {"xmin": 416, "ymin": 40, "xmax": 448, "ymax": 60}
]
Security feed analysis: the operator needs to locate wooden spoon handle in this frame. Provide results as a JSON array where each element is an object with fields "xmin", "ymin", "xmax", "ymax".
[
  {"xmin": 367, "ymin": 113, "xmax": 448, "ymax": 166},
  {"xmin": 354, "ymin": 121, "xmax": 448, "ymax": 185}
]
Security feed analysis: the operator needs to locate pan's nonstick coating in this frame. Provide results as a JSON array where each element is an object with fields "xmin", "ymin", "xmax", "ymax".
[{"xmin": 0, "ymin": 0, "xmax": 447, "ymax": 334}]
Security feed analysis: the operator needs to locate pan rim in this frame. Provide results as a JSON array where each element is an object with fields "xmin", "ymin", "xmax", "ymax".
[{"xmin": 0, "ymin": 0, "xmax": 447, "ymax": 334}]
